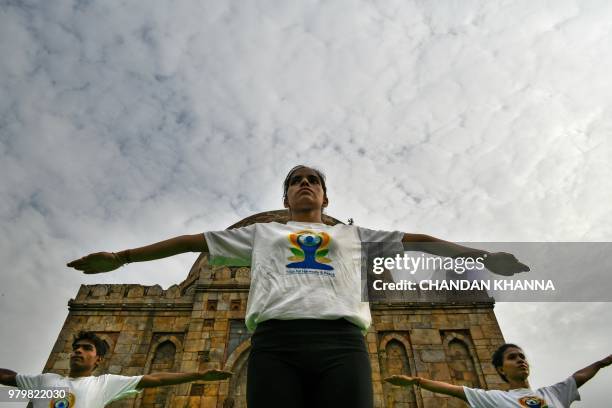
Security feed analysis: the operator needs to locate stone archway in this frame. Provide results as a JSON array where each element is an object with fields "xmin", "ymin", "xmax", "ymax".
[
  {"xmin": 132, "ymin": 335, "xmax": 184, "ymax": 408},
  {"xmin": 441, "ymin": 332, "xmax": 483, "ymax": 408},
  {"xmin": 442, "ymin": 331, "xmax": 484, "ymax": 388},
  {"xmin": 379, "ymin": 334, "xmax": 419, "ymax": 408},
  {"xmin": 222, "ymin": 341, "xmax": 250, "ymax": 408}
]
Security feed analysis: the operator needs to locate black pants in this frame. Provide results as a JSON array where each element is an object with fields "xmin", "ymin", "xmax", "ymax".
[{"xmin": 247, "ymin": 319, "xmax": 373, "ymax": 408}]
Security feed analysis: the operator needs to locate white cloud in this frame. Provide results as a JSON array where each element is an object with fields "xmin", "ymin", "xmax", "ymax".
[{"xmin": 1, "ymin": 0, "xmax": 611, "ymax": 406}]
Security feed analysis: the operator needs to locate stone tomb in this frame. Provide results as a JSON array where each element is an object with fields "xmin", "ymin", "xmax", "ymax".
[{"xmin": 43, "ymin": 211, "xmax": 507, "ymax": 407}]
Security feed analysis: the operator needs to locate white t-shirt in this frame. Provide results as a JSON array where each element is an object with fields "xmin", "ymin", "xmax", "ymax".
[
  {"xmin": 204, "ymin": 221, "xmax": 403, "ymax": 332},
  {"xmin": 16, "ymin": 372, "xmax": 143, "ymax": 407},
  {"xmin": 463, "ymin": 376, "xmax": 580, "ymax": 408}
]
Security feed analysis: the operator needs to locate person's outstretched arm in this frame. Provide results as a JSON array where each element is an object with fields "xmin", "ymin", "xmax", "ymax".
[
  {"xmin": 402, "ymin": 233, "xmax": 529, "ymax": 276},
  {"xmin": 0, "ymin": 368, "xmax": 17, "ymax": 387},
  {"xmin": 384, "ymin": 375, "xmax": 467, "ymax": 401},
  {"xmin": 136, "ymin": 369, "xmax": 232, "ymax": 389},
  {"xmin": 67, "ymin": 234, "xmax": 207, "ymax": 274},
  {"xmin": 572, "ymin": 354, "xmax": 612, "ymax": 388}
]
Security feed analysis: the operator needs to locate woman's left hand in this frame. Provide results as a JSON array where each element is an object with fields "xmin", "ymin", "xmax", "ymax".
[{"xmin": 483, "ymin": 252, "xmax": 530, "ymax": 276}]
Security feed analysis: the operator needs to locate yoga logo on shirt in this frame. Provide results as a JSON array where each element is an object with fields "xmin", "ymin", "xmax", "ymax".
[
  {"xmin": 518, "ymin": 396, "xmax": 548, "ymax": 408},
  {"xmin": 286, "ymin": 230, "xmax": 334, "ymax": 276},
  {"xmin": 50, "ymin": 392, "xmax": 76, "ymax": 408}
]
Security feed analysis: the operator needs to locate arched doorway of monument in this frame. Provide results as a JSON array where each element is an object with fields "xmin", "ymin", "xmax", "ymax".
[{"xmin": 222, "ymin": 344, "xmax": 249, "ymax": 407}]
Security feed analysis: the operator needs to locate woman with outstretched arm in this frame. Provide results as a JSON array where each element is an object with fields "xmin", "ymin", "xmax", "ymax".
[
  {"xmin": 385, "ymin": 343, "xmax": 612, "ymax": 407},
  {"xmin": 68, "ymin": 165, "xmax": 528, "ymax": 408}
]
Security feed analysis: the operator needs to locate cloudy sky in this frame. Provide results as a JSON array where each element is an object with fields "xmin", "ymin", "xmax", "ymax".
[{"xmin": 1, "ymin": 0, "xmax": 611, "ymax": 406}]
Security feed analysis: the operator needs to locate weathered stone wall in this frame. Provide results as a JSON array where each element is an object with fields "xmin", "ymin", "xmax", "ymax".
[
  {"xmin": 45, "ymin": 284, "xmax": 505, "ymax": 408},
  {"xmin": 370, "ymin": 305, "xmax": 506, "ymax": 408},
  {"xmin": 42, "ymin": 282, "xmax": 196, "ymax": 408},
  {"xmin": 42, "ymin": 211, "xmax": 508, "ymax": 408}
]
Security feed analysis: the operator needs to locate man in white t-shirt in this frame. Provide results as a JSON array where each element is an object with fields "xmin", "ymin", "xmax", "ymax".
[
  {"xmin": 0, "ymin": 330, "xmax": 232, "ymax": 408},
  {"xmin": 385, "ymin": 343, "xmax": 612, "ymax": 407}
]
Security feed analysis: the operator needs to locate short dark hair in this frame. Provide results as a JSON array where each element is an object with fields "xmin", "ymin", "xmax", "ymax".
[
  {"xmin": 492, "ymin": 343, "xmax": 522, "ymax": 382},
  {"xmin": 282, "ymin": 165, "xmax": 327, "ymax": 201},
  {"xmin": 72, "ymin": 331, "xmax": 108, "ymax": 357}
]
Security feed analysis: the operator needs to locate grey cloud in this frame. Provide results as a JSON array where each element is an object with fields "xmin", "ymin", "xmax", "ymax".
[{"xmin": 1, "ymin": 1, "xmax": 612, "ymax": 406}]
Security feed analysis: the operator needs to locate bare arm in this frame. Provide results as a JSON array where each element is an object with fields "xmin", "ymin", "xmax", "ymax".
[
  {"xmin": 572, "ymin": 354, "xmax": 612, "ymax": 388},
  {"xmin": 0, "ymin": 369, "xmax": 17, "ymax": 387},
  {"xmin": 403, "ymin": 234, "xmax": 486, "ymax": 257},
  {"xmin": 136, "ymin": 369, "xmax": 232, "ymax": 389},
  {"xmin": 385, "ymin": 375, "xmax": 467, "ymax": 401},
  {"xmin": 403, "ymin": 233, "xmax": 529, "ymax": 276},
  {"xmin": 67, "ymin": 234, "xmax": 207, "ymax": 274}
]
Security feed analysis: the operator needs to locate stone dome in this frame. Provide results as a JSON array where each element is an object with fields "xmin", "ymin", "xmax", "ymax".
[{"xmin": 227, "ymin": 209, "xmax": 344, "ymax": 229}]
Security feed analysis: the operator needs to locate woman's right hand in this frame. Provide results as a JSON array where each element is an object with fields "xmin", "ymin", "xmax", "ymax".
[
  {"xmin": 384, "ymin": 375, "xmax": 420, "ymax": 387},
  {"xmin": 67, "ymin": 252, "xmax": 124, "ymax": 274}
]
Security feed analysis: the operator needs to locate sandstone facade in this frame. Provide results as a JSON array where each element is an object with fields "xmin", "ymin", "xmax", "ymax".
[{"xmin": 43, "ymin": 211, "xmax": 507, "ymax": 407}]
